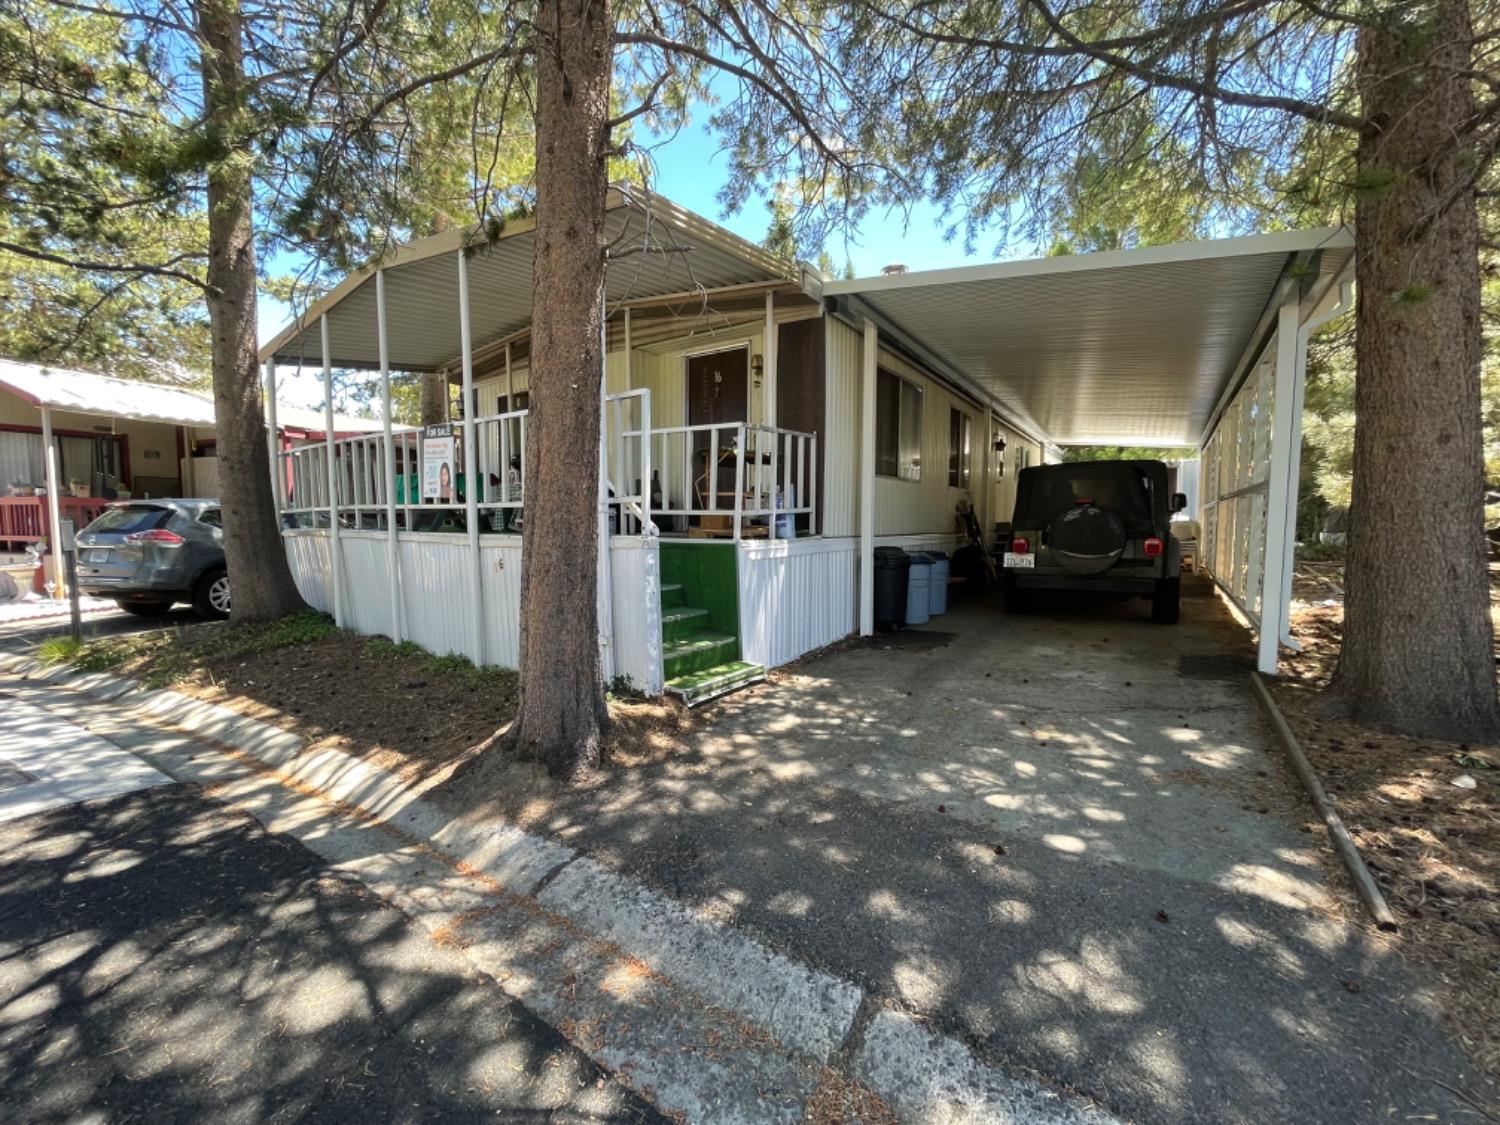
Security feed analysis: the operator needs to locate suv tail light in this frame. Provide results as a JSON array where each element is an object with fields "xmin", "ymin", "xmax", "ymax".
[
  {"xmin": 125, "ymin": 528, "xmax": 184, "ymax": 547},
  {"xmin": 1143, "ymin": 536, "xmax": 1164, "ymax": 558},
  {"xmin": 1011, "ymin": 535, "xmax": 1031, "ymax": 554}
]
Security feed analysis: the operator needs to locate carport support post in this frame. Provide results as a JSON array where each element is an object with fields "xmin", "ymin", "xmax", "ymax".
[
  {"xmin": 376, "ymin": 269, "xmax": 404, "ymax": 642},
  {"xmin": 1258, "ymin": 296, "xmax": 1301, "ymax": 676},
  {"xmin": 320, "ymin": 315, "xmax": 344, "ymax": 628},
  {"xmin": 457, "ymin": 250, "xmax": 485, "ymax": 664},
  {"xmin": 39, "ymin": 405, "xmax": 64, "ymax": 597},
  {"xmin": 859, "ymin": 320, "xmax": 878, "ymax": 635}
]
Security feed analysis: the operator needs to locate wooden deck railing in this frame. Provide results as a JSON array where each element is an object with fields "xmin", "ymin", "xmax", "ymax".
[{"xmin": 0, "ymin": 496, "xmax": 114, "ymax": 550}]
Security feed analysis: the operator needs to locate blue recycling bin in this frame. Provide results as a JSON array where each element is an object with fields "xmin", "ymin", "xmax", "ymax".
[
  {"xmin": 906, "ymin": 554, "xmax": 932, "ymax": 625},
  {"xmin": 926, "ymin": 550, "xmax": 950, "ymax": 615}
]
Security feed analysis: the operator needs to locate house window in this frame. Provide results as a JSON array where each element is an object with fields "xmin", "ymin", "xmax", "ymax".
[
  {"xmin": 875, "ymin": 369, "xmax": 922, "ymax": 481},
  {"xmin": 948, "ymin": 408, "xmax": 971, "ymax": 488},
  {"xmin": 1016, "ymin": 446, "xmax": 1031, "ymax": 473}
]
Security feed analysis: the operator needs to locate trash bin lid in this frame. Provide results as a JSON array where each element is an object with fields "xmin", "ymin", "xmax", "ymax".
[
  {"xmin": 924, "ymin": 550, "xmax": 948, "ymax": 561},
  {"xmin": 874, "ymin": 546, "xmax": 910, "ymax": 565}
]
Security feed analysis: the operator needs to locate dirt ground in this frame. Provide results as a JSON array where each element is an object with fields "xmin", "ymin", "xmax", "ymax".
[{"xmin": 1280, "ymin": 560, "xmax": 1500, "ymax": 1093}]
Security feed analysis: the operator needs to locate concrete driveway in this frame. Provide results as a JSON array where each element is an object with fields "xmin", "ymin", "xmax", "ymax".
[{"xmin": 471, "ymin": 576, "xmax": 1473, "ymax": 1124}]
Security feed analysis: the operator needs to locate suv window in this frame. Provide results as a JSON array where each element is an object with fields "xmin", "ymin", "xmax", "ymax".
[
  {"xmin": 84, "ymin": 505, "xmax": 172, "ymax": 535},
  {"xmin": 198, "ymin": 508, "xmax": 222, "ymax": 528},
  {"xmin": 1014, "ymin": 464, "xmax": 1158, "ymax": 534}
]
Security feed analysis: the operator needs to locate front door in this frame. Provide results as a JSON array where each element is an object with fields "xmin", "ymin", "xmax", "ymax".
[{"xmin": 686, "ymin": 348, "xmax": 749, "ymax": 513}]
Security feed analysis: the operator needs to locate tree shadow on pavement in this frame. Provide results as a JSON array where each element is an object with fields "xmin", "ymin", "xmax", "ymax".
[
  {"xmin": 0, "ymin": 785, "xmax": 662, "ymax": 1125},
  {"xmin": 429, "ymin": 586, "xmax": 1482, "ymax": 1125}
]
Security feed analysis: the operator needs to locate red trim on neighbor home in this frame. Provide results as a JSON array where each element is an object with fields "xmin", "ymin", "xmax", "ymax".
[{"xmin": 0, "ymin": 422, "xmax": 134, "ymax": 489}]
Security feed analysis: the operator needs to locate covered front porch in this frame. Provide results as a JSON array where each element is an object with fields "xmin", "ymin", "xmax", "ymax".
[{"xmin": 260, "ymin": 185, "xmax": 835, "ymax": 699}]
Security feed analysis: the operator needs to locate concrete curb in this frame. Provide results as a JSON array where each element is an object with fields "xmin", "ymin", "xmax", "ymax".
[{"xmin": 3, "ymin": 651, "xmax": 1117, "ymax": 1124}]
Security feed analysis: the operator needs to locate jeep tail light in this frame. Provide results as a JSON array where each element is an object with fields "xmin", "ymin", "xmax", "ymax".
[
  {"xmin": 1011, "ymin": 536, "xmax": 1031, "ymax": 554},
  {"xmin": 124, "ymin": 528, "xmax": 184, "ymax": 547},
  {"xmin": 1143, "ymin": 536, "xmax": 1164, "ymax": 558}
]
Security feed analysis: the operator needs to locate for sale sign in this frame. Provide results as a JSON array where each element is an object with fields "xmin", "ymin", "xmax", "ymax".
[{"xmin": 422, "ymin": 423, "xmax": 456, "ymax": 501}]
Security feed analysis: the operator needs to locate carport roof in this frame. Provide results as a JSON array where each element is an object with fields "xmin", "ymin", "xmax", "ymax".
[
  {"xmin": 816, "ymin": 227, "xmax": 1355, "ymax": 447},
  {"xmin": 259, "ymin": 183, "xmax": 786, "ymax": 372}
]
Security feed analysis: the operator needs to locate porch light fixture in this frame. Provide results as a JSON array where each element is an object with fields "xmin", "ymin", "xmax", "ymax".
[
  {"xmin": 751, "ymin": 353, "xmax": 764, "ymax": 388},
  {"xmin": 993, "ymin": 435, "xmax": 1007, "ymax": 453}
]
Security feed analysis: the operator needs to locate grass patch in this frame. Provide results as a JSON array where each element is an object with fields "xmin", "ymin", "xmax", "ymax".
[{"xmin": 36, "ymin": 635, "xmax": 88, "ymax": 666}]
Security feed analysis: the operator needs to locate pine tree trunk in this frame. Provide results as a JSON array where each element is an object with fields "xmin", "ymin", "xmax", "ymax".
[
  {"xmin": 506, "ymin": 0, "xmax": 613, "ymax": 776},
  {"xmin": 197, "ymin": 0, "xmax": 306, "ymax": 622},
  {"xmin": 419, "ymin": 370, "xmax": 448, "ymax": 427},
  {"xmin": 1328, "ymin": 0, "xmax": 1498, "ymax": 740}
]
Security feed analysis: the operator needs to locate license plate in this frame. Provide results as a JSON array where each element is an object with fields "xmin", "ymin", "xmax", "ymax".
[
  {"xmin": 1003, "ymin": 552, "xmax": 1035, "ymax": 569},
  {"xmin": 86, "ymin": 549, "xmax": 110, "ymax": 564}
]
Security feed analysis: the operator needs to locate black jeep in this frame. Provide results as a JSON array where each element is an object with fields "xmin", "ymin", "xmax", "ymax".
[{"xmin": 1001, "ymin": 460, "xmax": 1186, "ymax": 623}]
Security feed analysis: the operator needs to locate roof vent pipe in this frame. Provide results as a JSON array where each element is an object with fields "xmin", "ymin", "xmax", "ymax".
[{"xmin": 881, "ymin": 263, "xmax": 908, "ymax": 276}]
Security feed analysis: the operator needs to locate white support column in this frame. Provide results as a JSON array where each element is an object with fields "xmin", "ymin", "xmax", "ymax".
[
  {"xmin": 1280, "ymin": 278, "xmax": 1353, "ymax": 647},
  {"xmin": 39, "ymin": 406, "xmax": 64, "ymax": 597},
  {"xmin": 859, "ymin": 320, "xmax": 878, "ymax": 635},
  {"xmin": 264, "ymin": 360, "xmax": 281, "ymax": 514},
  {"xmin": 376, "ymin": 268, "xmax": 404, "ymax": 642},
  {"xmin": 597, "ymin": 305, "xmax": 616, "ymax": 680},
  {"xmin": 763, "ymin": 291, "xmax": 777, "ymax": 427},
  {"xmin": 320, "ymin": 316, "xmax": 344, "ymax": 627},
  {"xmin": 1258, "ymin": 296, "xmax": 1301, "ymax": 675},
  {"xmin": 457, "ymin": 250, "xmax": 485, "ymax": 664}
]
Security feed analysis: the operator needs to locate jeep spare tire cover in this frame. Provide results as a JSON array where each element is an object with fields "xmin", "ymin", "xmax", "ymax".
[{"xmin": 1047, "ymin": 505, "xmax": 1126, "ymax": 575}]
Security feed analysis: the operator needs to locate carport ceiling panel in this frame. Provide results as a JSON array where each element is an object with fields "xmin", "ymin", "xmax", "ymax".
[{"xmin": 863, "ymin": 253, "xmax": 1290, "ymax": 445}]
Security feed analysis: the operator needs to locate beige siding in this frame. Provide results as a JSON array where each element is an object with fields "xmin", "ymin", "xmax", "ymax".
[
  {"xmin": 0, "ymin": 387, "xmax": 182, "ymax": 493},
  {"xmin": 873, "ymin": 348, "xmax": 984, "ymax": 538},
  {"xmin": 983, "ymin": 416, "xmax": 1042, "ymax": 532},
  {"xmin": 823, "ymin": 317, "xmax": 862, "ymax": 538}
]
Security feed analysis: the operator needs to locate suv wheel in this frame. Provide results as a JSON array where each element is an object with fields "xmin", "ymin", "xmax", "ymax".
[
  {"xmin": 193, "ymin": 566, "xmax": 231, "ymax": 620},
  {"xmin": 1151, "ymin": 576, "xmax": 1181, "ymax": 624}
]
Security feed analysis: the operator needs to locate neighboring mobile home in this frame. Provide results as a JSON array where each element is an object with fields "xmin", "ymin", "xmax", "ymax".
[
  {"xmin": 0, "ymin": 359, "xmax": 390, "ymax": 589},
  {"xmin": 259, "ymin": 183, "xmax": 1353, "ymax": 700}
]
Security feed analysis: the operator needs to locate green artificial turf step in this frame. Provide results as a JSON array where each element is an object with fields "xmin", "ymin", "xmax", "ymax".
[
  {"xmin": 665, "ymin": 660, "xmax": 766, "ymax": 707},
  {"xmin": 661, "ymin": 606, "xmax": 712, "ymax": 642},
  {"xmin": 659, "ymin": 582, "xmax": 685, "ymax": 610},
  {"xmin": 662, "ymin": 631, "xmax": 739, "ymax": 679}
]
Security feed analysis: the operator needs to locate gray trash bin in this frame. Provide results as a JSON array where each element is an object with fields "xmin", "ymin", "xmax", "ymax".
[
  {"xmin": 926, "ymin": 550, "xmax": 949, "ymax": 615},
  {"xmin": 906, "ymin": 554, "xmax": 931, "ymax": 625}
]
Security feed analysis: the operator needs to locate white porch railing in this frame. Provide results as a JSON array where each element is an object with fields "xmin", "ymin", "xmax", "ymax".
[
  {"xmin": 276, "ymin": 397, "xmax": 815, "ymax": 542},
  {"xmin": 630, "ymin": 420, "xmax": 817, "ymax": 540}
]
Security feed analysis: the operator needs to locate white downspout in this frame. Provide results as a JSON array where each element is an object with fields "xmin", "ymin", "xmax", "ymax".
[
  {"xmin": 597, "ymin": 303, "xmax": 616, "ymax": 681},
  {"xmin": 1279, "ymin": 277, "xmax": 1353, "ymax": 649},
  {"xmin": 859, "ymin": 320, "xmax": 878, "ymax": 635},
  {"xmin": 376, "ymin": 268, "xmax": 404, "ymax": 642},
  {"xmin": 457, "ymin": 250, "xmax": 485, "ymax": 665},
  {"xmin": 264, "ymin": 360, "xmax": 281, "ymax": 514}
]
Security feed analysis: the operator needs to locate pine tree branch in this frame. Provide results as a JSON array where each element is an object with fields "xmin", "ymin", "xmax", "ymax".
[
  {"xmin": 0, "ymin": 241, "xmax": 213, "ymax": 295},
  {"xmin": 1025, "ymin": 0, "xmax": 1368, "ymax": 131}
]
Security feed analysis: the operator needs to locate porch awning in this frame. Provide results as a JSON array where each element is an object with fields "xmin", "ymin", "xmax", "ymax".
[
  {"xmin": 815, "ymin": 227, "xmax": 1355, "ymax": 446},
  {"xmin": 0, "ymin": 358, "xmax": 397, "ymax": 437},
  {"xmin": 0, "ymin": 359, "xmax": 217, "ymax": 428},
  {"xmin": 259, "ymin": 183, "xmax": 787, "ymax": 373}
]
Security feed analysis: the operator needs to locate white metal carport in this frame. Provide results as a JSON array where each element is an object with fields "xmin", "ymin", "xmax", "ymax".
[{"xmin": 808, "ymin": 227, "xmax": 1355, "ymax": 675}]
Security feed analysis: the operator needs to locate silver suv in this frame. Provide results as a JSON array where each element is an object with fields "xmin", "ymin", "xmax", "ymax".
[{"xmin": 75, "ymin": 499, "xmax": 229, "ymax": 619}]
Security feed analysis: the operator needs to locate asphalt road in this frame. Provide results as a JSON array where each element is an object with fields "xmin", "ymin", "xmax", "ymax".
[{"xmin": 0, "ymin": 783, "xmax": 664, "ymax": 1124}]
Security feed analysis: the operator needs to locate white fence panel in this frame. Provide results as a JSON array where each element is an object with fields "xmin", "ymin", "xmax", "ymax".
[
  {"xmin": 398, "ymin": 535, "xmax": 479, "ymax": 661},
  {"xmin": 479, "ymin": 538, "xmax": 524, "ymax": 668},
  {"xmin": 609, "ymin": 537, "xmax": 663, "ymax": 694},
  {"xmin": 283, "ymin": 531, "xmax": 332, "ymax": 613},
  {"xmin": 339, "ymin": 532, "xmax": 396, "ymax": 639},
  {"xmin": 739, "ymin": 538, "xmax": 858, "ymax": 668}
]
